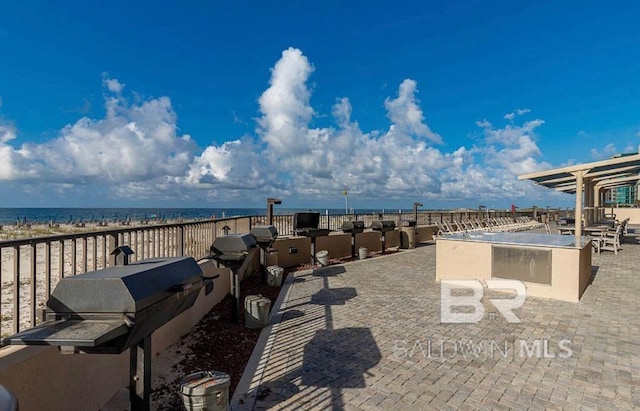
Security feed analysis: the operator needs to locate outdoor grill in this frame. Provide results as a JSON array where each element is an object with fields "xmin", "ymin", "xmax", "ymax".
[
  {"xmin": 250, "ymin": 225, "xmax": 279, "ymax": 283},
  {"xmin": 2, "ymin": 250, "xmax": 209, "ymax": 411},
  {"xmin": 250, "ymin": 225, "xmax": 278, "ymax": 247},
  {"xmin": 371, "ymin": 220, "xmax": 397, "ymax": 253},
  {"xmin": 209, "ymin": 233, "xmax": 257, "ymax": 323},
  {"xmin": 341, "ymin": 220, "xmax": 365, "ymax": 258},
  {"xmin": 293, "ymin": 212, "xmax": 331, "ymax": 265},
  {"xmin": 401, "ymin": 219, "xmax": 417, "ymax": 227}
]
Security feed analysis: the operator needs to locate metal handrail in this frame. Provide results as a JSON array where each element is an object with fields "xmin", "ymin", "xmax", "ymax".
[{"xmin": 0, "ymin": 218, "xmax": 236, "ymax": 336}]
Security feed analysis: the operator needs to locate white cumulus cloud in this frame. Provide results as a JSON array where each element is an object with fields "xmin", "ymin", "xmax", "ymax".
[
  {"xmin": 504, "ymin": 108, "xmax": 531, "ymax": 121},
  {"xmin": 0, "ymin": 49, "xmax": 557, "ymax": 206},
  {"xmin": 0, "ymin": 79, "xmax": 196, "ymax": 199},
  {"xmin": 257, "ymin": 47, "xmax": 315, "ymax": 157},
  {"xmin": 590, "ymin": 143, "xmax": 618, "ymax": 159},
  {"xmin": 384, "ymin": 79, "xmax": 442, "ymax": 144},
  {"xmin": 476, "ymin": 118, "xmax": 548, "ymax": 176},
  {"xmin": 103, "ymin": 76, "xmax": 125, "ymax": 94}
]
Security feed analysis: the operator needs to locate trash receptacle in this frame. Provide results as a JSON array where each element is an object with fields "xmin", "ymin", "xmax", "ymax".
[
  {"xmin": 267, "ymin": 265, "xmax": 284, "ymax": 287},
  {"xmin": 244, "ymin": 295, "xmax": 271, "ymax": 329},
  {"xmin": 316, "ymin": 250, "xmax": 329, "ymax": 266},
  {"xmin": 180, "ymin": 370, "xmax": 230, "ymax": 411},
  {"xmin": 358, "ymin": 247, "xmax": 367, "ymax": 260},
  {"xmin": 400, "ymin": 220, "xmax": 417, "ymax": 249}
]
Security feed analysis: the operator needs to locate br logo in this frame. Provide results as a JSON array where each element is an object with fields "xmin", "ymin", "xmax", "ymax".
[{"xmin": 440, "ymin": 279, "xmax": 526, "ymax": 323}]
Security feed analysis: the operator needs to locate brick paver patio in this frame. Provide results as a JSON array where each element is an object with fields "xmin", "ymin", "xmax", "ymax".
[{"xmin": 232, "ymin": 228, "xmax": 640, "ymax": 410}]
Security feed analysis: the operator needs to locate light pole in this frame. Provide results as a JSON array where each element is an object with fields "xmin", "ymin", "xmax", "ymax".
[
  {"xmin": 267, "ymin": 198, "xmax": 282, "ymax": 225},
  {"xmin": 343, "ymin": 185, "xmax": 349, "ymax": 214},
  {"xmin": 478, "ymin": 205, "xmax": 486, "ymax": 221},
  {"xmin": 413, "ymin": 202, "xmax": 423, "ymax": 221}
]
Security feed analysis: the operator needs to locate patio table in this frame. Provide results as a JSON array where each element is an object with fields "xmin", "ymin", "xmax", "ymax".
[
  {"xmin": 558, "ymin": 225, "xmax": 609, "ymax": 234},
  {"xmin": 579, "ymin": 226, "xmax": 610, "ymax": 254}
]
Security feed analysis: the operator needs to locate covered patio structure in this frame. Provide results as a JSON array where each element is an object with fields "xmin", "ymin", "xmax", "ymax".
[{"xmin": 518, "ymin": 153, "xmax": 640, "ymax": 237}]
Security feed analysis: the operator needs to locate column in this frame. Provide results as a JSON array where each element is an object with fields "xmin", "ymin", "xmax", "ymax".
[
  {"xmin": 593, "ymin": 184, "xmax": 601, "ymax": 223},
  {"xmin": 584, "ymin": 178, "xmax": 592, "ymax": 226},
  {"xmin": 571, "ymin": 170, "xmax": 586, "ymax": 238}
]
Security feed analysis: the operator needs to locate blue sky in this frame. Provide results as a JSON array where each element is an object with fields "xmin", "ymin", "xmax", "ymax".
[{"xmin": 1, "ymin": 1, "xmax": 639, "ymax": 209}]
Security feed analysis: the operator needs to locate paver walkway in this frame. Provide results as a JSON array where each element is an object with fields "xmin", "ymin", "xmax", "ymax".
[{"xmin": 232, "ymin": 229, "xmax": 640, "ymax": 410}]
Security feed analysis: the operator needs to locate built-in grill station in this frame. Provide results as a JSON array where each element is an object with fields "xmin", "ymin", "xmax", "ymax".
[
  {"xmin": 209, "ymin": 233, "xmax": 257, "ymax": 323},
  {"xmin": 401, "ymin": 219, "xmax": 417, "ymax": 227},
  {"xmin": 371, "ymin": 220, "xmax": 397, "ymax": 253},
  {"xmin": 2, "ymin": 247, "xmax": 210, "ymax": 411},
  {"xmin": 250, "ymin": 225, "xmax": 278, "ymax": 283},
  {"xmin": 341, "ymin": 220, "xmax": 365, "ymax": 258},
  {"xmin": 293, "ymin": 212, "xmax": 331, "ymax": 265}
]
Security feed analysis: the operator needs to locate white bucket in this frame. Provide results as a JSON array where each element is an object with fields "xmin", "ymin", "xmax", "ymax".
[
  {"xmin": 316, "ymin": 250, "xmax": 329, "ymax": 266},
  {"xmin": 244, "ymin": 295, "xmax": 271, "ymax": 329},
  {"xmin": 266, "ymin": 265, "xmax": 284, "ymax": 287},
  {"xmin": 358, "ymin": 247, "xmax": 368, "ymax": 260}
]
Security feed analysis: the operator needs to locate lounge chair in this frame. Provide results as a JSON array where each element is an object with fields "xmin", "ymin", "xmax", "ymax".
[
  {"xmin": 598, "ymin": 225, "xmax": 623, "ymax": 255},
  {"xmin": 434, "ymin": 221, "xmax": 450, "ymax": 236},
  {"xmin": 443, "ymin": 220, "xmax": 458, "ymax": 233}
]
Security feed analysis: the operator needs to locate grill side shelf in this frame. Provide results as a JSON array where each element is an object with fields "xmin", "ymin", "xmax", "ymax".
[{"xmin": 2, "ymin": 319, "xmax": 129, "ymax": 348}]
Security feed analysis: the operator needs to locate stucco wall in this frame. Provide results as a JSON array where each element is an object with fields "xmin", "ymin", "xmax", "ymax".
[
  {"xmin": 316, "ymin": 233, "xmax": 352, "ymax": 259},
  {"xmin": 416, "ymin": 225, "xmax": 438, "ymax": 242},
  {"xmin": 355, "ymin": 231, "xmax": 382, "ymax": 254},
  {"xmin": 609, "ymin": 207, "xmax": 640, "ymax": 224},
  {"xmin": 270, "ymin": 237, "xmax": 311, "ymax": 268}
]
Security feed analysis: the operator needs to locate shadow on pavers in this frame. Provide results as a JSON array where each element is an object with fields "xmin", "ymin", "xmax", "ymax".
[{"xmin": 254, "ymin": 263, "xmax": 380, "ymax": 410}]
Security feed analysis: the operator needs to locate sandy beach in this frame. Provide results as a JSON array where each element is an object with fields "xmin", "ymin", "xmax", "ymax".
[{"xmin": 0, "ymin": 219, "xmax": 194, "ymax": 337}]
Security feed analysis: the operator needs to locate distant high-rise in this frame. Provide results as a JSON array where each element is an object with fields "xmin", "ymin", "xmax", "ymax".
[{"xmin": 604, "ymin": 184, "xmax": 636, "ymax": 205}]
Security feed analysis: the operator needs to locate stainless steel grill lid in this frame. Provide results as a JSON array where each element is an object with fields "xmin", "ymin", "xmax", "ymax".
[
  {"xmin": 341, "ymin": 221, "xmax": 365, "ymax": 232},
  {"xmin": 401, "ymin": 219, "xmax": 417, "ymax": 227},
  {"xmin": 48, "ymin": 257, "xmax": 203, "ymax": 314},
  {"xmin": 249, "ymin": 225, "xmax": 278, "ymax": 243},
  {"xmin": 210, "ymin": 233, "xmax": 257, "ymax": 256},
  {"xmin": 371, "ymin": 220, "xmax": 396, "ymax": 231}
]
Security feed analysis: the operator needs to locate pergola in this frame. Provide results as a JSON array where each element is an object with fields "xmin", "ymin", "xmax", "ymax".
[{"xmin": 518, "ymin": 154, "xmax": 640, "ymax": 237}]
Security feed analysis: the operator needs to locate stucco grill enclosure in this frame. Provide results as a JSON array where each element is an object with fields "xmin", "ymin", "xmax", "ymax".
[
  {"xmin": 293, "ymin": 212, "xmax": 331, "ymax": 265},
  {"xmin": 370, "ymin": 220, "xmax": 396, "ymax": 253},
  {"xmin": 2, "ymin": 256, "xmax": 207, "ymax": 411},
  {"xmin": 210, "ymin": 233, "xmax": 257, "ymax": 323},
  {"xmin": 341, "ymin": 220, "xmax": 365, "ymax": 258},
  {"xmin": 518, "ymin": 153, "xmax": 640, "ymax": 237},
  {"xmin": 436, "ymin": 232, "xmax": 592, "ymax": 302}
]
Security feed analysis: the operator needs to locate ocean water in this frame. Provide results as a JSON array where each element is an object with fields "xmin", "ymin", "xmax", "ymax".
[{"xmin": 0, "ymin": 207, "xmax": 411, "ymax": 225}]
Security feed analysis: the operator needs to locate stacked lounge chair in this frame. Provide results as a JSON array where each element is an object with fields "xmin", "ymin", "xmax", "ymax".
[{"xmin": 433, "ymin": 216, "xmax": 544, "ymax": 237}]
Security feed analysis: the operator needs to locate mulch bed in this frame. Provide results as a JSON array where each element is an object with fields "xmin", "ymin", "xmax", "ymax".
[
  {"xmin": 150, "ymin": 269, "xmax": 291, "ymax": 410},
  {"xmin": 150, "ymin": 249, "xmax": 401, "ymax": 410}
]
